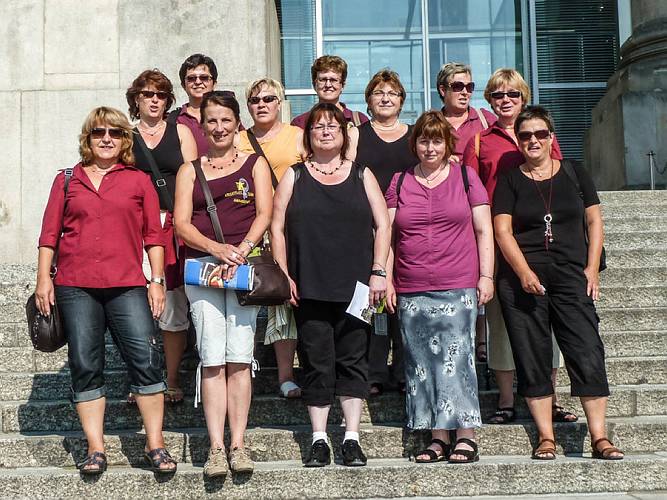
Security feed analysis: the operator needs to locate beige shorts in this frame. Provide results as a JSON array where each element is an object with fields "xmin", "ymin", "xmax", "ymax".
[{"xmin": 264, "ymin": 304, "xmax": 298, "ymax": 345}]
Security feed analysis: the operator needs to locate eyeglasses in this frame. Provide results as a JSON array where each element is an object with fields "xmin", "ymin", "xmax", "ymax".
[
  {"xmin": 186, "ymin": 74, "xmax": 213, "ymax": 84},
  {"xmin": 371, "ymin": 90, "xmax": 402, "ymax": 99},
  {"xmin": 90, "ymin": 127, "xmax": 125, "ymax": 139},
  {"xmin": 248, "ymin": 95, "xmax": 280, "ymax": 105},
  {"xmin": 140, "ymin": 90, "xmax": 169, "ymax": 100},
  {"xmin": 517, "ymin": 129, "xmax": 551, "ymax": 142},
  {"xmin": 448, "ymin": 81, "xmax": 475, "ymax": 93},
  {"xmin": 490, "ymin": 90, "xmax": 522, "ymax": 100},
  {"xmin": 311, "ymin": 124, "xmax": 341, "ymax": 133},
  {"xmin": 316, "ymin": 77, "xmax": 341, "ymax": 86}
]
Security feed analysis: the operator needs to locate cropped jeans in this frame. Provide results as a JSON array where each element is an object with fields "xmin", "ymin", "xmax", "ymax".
[{"xmin": 55, "ymin": 286, "xmax": 166, "ymax": 403}]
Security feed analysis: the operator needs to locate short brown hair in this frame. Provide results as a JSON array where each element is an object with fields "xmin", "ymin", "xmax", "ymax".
[
  {"xmin": 514, "ymin": 105, "xmax": 556, "ymax": 135},
  {"xmin": 311, "ymin": 55, "xmax": 348, "ymax": 86},
  {"xmin": 79, "ymin": 107, "xmax": 134, "ymax": 166},
  {"xmin": 409, "ymin": 111, "xmax": 456, "ymax": 158},
  {"xmin": 302, "ymin": 103, "xmax": 350, "ymax": 159},
  {"xmin": 436, "ymin": 62, "xmax": 472, "ymax": 102},
  {"xmin": 364, "ymin": 69, "xmax": 406, "ymax": 109},
  {"xmin": 200, "ymin": 91, "xmax": 241, "ymax": 124},
  {"xmin": 126, "ymin": 69, "xmax": 176, "ymax": 120},
  {"xmin": 483, "ymin": 68, "xmax": 531, "ymax": 104}
]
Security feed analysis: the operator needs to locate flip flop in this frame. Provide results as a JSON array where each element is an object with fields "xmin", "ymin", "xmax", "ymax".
[{"xmin": 279, "ymin": 381, "xmax": 301, "ymax": 399}]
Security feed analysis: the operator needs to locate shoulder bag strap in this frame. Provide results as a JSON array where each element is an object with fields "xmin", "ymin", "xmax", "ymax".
[
  {"xmin": 192, "ymin": 159, "xmax": 225, "ymax": 244},
  {"xmin": 395, "ymin": 170, "xmax": 408, "ymax": 207},
  {"xmin": 474, "ymin": 132, "xmax": 481, "ymax": 159},
  {"xmin": 460, "ymin": 163, "xmax": 470, "ymax": 194},
  {"xmin": 352, "ymin": 111, "xmax": 361, "ymax": 127},
  {"xmin": 133, "ymin": 129, "xmax": 174, "ymax": 212},
  {"xmin": 52, "ymin": 168, "xmax": 74, "ymax": 274},
  {"xmin": 246, "ymin": 129, "xmax": 279, "ymax": 188},
  {"xmin": 559, "ymin": 159, "xmax": 583, "ymax": 197},
  {"xmin": 477, "ymin": 108, "xmax": 489, "ymax": 130}
]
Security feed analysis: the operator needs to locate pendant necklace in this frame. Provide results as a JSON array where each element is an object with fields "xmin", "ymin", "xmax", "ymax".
[
  {"xmin": 527, "ymin": 160, "xmax": 555, "ymax": 249},
  {"xmin": 138, "ymin": 121, "xmax": 165, "ymax": 137},
  {"xmin": 308, "ymin": 157, "xmax": 344, "ymax": 175},
  {"xmin": 371, "ymin": 119, "xmax": 400, "ymax": 131},
  {"xmin": 207, "ymin": 148, "xmax": 239, "ymax": 170},
  {"xmin": 418, "ymin": 162, "xmax": 447, "ymax": 185}
]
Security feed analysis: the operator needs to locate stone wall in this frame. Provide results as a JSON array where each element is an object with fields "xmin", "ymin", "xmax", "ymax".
[{"xmin": 0, "ymin": 0, "xmax": 281, "ymax": 264}]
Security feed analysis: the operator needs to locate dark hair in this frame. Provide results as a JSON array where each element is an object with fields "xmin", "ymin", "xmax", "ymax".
[
  {"xmin": 514, "ymin": 105, "xmax": 555, "ymax": 136},
  {"xmin": 410, "ymin": 111, "xmax": 456, "ymax": 158},
  {"xmin": 311, "ymin": 55, "xmax": 348, "ymax": 86},
  {"xmin": 364, "ymin": 69, "xmax": 406, "ymax": 110},
  {"xmin": 302, "ymin": 103, "xmax": 350, "ymax": 159},
  {"xmin": 200, "ymin": 91, "xmax": 240, "ymax": 124},
  {"xmin": 178, "ymin": 53, "xmax": 218, "ymax": 87},
  {"xmin": 125, "ymin": 69, "xmax": 175, "ymax": 120}
]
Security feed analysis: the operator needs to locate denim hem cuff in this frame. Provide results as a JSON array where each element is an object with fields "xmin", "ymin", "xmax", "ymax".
[
  {"xmin": 72, "ymin": 386, "xmax": 106, "ymax": 403},
  {"xmin": 130, "ymin": 381, "xmax": 167, "ymax": 395}
]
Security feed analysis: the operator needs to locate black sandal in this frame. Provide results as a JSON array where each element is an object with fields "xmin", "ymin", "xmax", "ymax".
[
  {"xmin": 448, "ymin": 438, "xmax": 479, "ymax": 463},
  {"xmin": 488, "ymin": 407, "xmax": 515, "ymax": 424},
  {"xmin": 144, "ymin": 447, "xmax": 177, "ymax": 474},
  {"xmin": 552, "ymin": 404, "xmax": 578, "ymax": 423},
  {"xmin": 77, "ymin": 451, "xmax": 107, "ymax": 476},
  {"xmin": 415, "ymin": 438, "xmax": 450, "ymax": 463},
  {"xmin": 475, "ymin": 341, "xmax": 487, "ymax": 363}
]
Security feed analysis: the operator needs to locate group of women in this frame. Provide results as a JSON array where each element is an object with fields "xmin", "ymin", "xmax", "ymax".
[{"xmin": 34, "ymin": 54, "xmax": 622, "ymax": 478}]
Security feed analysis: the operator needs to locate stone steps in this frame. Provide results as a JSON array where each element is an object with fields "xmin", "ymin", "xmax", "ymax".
[
  {"xmin": 600, "ymin": 267, "xmax": 667, "ymax": 287},
  {"xmin": 603, "ymin": 216, "xmax": 664, "ymax": 232},
  {"xmin": 0, "ymin": 455, "xmax": 664, "ymax": 499},
  {"xmin": 598, "ymin": 190, "xmax": 667, "ymax": 204},
  {"xmin": 604, "ymin": 231, "xmax": 667, "ymax": 249},
  {"xmin": 0, "ymin": 416, "xmax": 664, "ymax": 469}
]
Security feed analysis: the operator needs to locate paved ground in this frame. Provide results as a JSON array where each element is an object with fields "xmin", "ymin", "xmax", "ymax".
[{"xmin": 368, "ymin": 493, "xmax": 667, "ymax": 500}]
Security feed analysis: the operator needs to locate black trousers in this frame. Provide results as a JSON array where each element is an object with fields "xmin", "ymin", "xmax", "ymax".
[
  {"xmin": 368, "ymin": 312, "xmax": 405, "ymax": 386},
  {"xmin": 497, "ymin": 261, "xmax": 609, "ymax": 398},
  {"xmin": 294, "ymin": 299, "xmax": 371, "ymax": 406}
]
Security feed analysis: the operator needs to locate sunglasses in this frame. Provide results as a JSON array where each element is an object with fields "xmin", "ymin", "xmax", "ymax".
[
  {"xmin": 248, "ymin": 95, "xmax": 280, "ymax": 105},
  {"xmin": 186, "ymin": 74, "xmax": 213, "ymax": 84},
  {"xmin": 490, "ymin": 90, "xmax": 522, "ymax": 100},
  {"xmin": 90, "ymin": 127, "xmax": 125, "ymax": 139},
  {"xmin": 140, "ymin": 90, "xmax": 169, "ymax": 100},
  {"xmin": 449, "ymin": 82, "xmax": 475, "ymax": 93},
  {"xmin": 517, "ymin": 129, "xmax": 551, "ymax": 142}
]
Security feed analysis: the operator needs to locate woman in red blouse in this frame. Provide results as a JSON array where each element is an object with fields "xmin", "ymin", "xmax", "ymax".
[{"xmin": 35, "ymin": 107, "xmax": 176, "ymax": 475}]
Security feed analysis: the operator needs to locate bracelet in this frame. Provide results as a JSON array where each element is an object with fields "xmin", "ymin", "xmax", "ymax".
[
  {"xmin": 150, "ymin": 276, "xmax": 165, "ymax": 286},
  {"xmin": 479, "ymin": 274, "xmax": 494, "ymax": 281},
  {"xmin": 242, "ymin": 239, "xmax": 255, "ymax": 251}
]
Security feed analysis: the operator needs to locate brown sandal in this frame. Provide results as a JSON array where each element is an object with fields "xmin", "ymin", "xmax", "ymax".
[
  {"xmin": 592, "ymin": 437, "xmax": 624, "ymax": 460},
  {"xmin": 532, "ymin": 438, "xmax": 557, "ymax": 460}
]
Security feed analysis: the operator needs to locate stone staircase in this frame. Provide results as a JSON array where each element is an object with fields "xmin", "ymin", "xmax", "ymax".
[{"xmin": 0, "ymin": 190, "xmax": 665, "ymax": 499}]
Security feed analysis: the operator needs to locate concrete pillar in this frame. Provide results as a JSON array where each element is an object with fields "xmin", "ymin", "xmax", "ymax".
[{"xmin": 585, "ymin": 0, "xmax": 667, "ymax": 189}]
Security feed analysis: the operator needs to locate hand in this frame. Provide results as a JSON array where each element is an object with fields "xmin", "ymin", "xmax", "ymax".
[
  {"xmin": 223, "ymin": 264, "xmax": 238, "ymax": 282},
  {"xmin": 211, "ymin": 243, "xmax": 245, "ymax": 266},
  {"xmin": 287, "ymin": 275, "xmax": 300, "ymax": 306},
  {"xmin": 35, "ymin": 276, "xmax": 55, "ymax": 316},
  {"xmin": 477, "ymin": 276, "xmax": 494, "ymax": 306},
  {"xmin": 584, "ymin": 265, "xmax": 600, "ymax": 300},
  {"xmin": 386, "ymin": 279, "xmax": 397, "ymax": 314},
  {"xmin": 147, "ymin": 283, "xmax": 165, "ymax": 319},
  {"xmin": 519, "ymin": 268, "xmax": 545, "ymax": 296},
  {"xmin": 368, "ymin": 275, "xmax": 387, "ymax": 307}
]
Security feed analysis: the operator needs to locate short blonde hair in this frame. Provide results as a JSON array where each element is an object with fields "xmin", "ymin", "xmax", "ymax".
[
  {"xmin": 436, "ymin": 62, "xmax": 472, "ymax": 94},
  {"xmin": 78, "ymin": 107, "xmax": 134, "ymax": 166},
  {"xmin": 483, "ymin": 68, "xmax": 531, "ymax": 104},
  {"xmin": 245, "ymin": 78, "xmax": 285, "ymax": 101}
]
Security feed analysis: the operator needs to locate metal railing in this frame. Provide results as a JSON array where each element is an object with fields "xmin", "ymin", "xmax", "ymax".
[{"xmin": 647, "ymin": 151, "xmax": 667, "ymax": 190}]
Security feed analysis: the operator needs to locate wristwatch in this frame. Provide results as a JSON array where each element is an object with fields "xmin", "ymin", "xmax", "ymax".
[
  {"xmin": 150, "ymin": 276, "xmax": 166, "ymax": 286},
  {"xmin": 370, "ymin": 269, "xmax": 387, "ymax": 278}
]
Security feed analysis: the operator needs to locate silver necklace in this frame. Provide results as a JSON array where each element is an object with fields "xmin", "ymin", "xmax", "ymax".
[
  {"xmin": 138, "ymin": 121, "xmax": 165, "ymax": 137},
  {"xmin": 307, "ymin": 158, "xmax": 344, "ymax": 175},
  {"xmin": 418, "ymin": 163, "xmax": 447, "ymax": 184},
  {"xmin": 371, "ymin": 119, "xmax": 400, "ymax": 131}
]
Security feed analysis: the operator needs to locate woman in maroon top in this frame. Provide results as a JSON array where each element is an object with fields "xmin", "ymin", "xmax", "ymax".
[
  {"xmin": 35, "ymin": 107, "xmax": 175, "ymax": 475},
  {"xmin": 173, "ymin": 92, "xmax": 273, "ymax": 476}
]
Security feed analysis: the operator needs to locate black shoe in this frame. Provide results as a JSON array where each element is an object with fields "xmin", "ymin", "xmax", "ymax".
[
  {"xmin": 341, "ymin": 440, "xmax": 367, "ymax": 467},
  {"xmin": 304, "ymin": 439, "xmax": 331, "ymax": 467}
]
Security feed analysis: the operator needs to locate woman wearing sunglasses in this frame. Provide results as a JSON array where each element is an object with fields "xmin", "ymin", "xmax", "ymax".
[
  {"xmin": 238, "ymin": 78, "xmax": 305, "ymax": 399},
  {"xmin": 35, "ymin": 107, "xmax": 176, "ymax": 475},
  {"xmin": 126, "ymin": 69, "xmax": 197, "ymax": 406},
  {"xmin": 493, "ymin": 105, "xmax": 622, "ymax": 461},
  {"xmin": 461, "ymin": 68, "xmax": 577, "ymax": 428}
]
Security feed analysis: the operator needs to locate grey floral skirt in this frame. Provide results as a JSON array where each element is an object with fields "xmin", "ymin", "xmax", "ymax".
[{"xmin": 398, "ymin": 289, "xmax": 481, "ymax": 430}]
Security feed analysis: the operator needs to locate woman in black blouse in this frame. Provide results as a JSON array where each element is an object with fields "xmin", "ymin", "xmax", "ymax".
[
  {"xmin": 352, "ymin": 69, "xmax": 418, "ymax": 396},
  {"xmin": 493, "ymin": 106, "xmax": 623, "ymax": 461}
]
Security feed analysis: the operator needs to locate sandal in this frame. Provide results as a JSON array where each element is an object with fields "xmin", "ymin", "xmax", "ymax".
[
  {"xmin": 278, "ymin": 381, "xmax": 302, "ymax": 399},
  {"xmin": 532, "ymin": 438, "xmax": 557, "ymax": 460},
  {"xmin": 77, "ymin": 451, "xmax": 107, "ymax": 476},
  {"xmin": 475, "ymin": 341, "xmax": 487, "ymax": 363},
  {"xmin": 592, "ymin": 437, "xmax": 624, "ymax": 460},
  {"xmin": 127, "ymin": 392, "xmax": 136, "ymax": 405},
  {"xmin": 415, "ymin": 438, "xmax": 450, "ymax": 463},
  {"xmin": 552, "ymin": 404, "xmax": 578, "ymax": 423},
  {"xmin": 164, "ymin": 387, "xmax": 184, "ymax": 405},
  {"xmin": 488, "ymin": 407, "xmax": 515, "ymax": 424},
  {"xmin": 144, "ymin": 447, "xmax": 177, "ymax": 474},
  {"xmin": 448, "ymin": 438, "xmax": 479, "ymax": 463},
  {"xmin": 369, "ymin": 383, "xmax": 384, "ymax": 398}
]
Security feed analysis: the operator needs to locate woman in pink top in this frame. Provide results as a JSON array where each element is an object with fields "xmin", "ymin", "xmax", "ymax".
[{"xmin": 385, "ymin": 111, "xmax": 494, "ymax": 464}]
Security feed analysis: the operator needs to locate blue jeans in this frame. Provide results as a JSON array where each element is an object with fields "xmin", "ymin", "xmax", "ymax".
[{"xmin": 55, "ymin": 286, "xmax": 167, "ymax": 403}]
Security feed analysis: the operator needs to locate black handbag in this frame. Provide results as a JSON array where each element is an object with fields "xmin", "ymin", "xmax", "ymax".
[
  {"xmin": 192, "ymin": 159, "xmax": 290, "ymax": 306},
  {"xmin": 25, "ymin": 168, "xmax": 74, "ymax": 352}
]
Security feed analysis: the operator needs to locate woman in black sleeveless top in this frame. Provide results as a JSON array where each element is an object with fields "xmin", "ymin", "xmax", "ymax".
[
  {"xmin": 126, "ymin": 69, "xmax": 197, "ymax": 405},
  {"xmin": 352, "ymin": 70, "xmax": 418, "ymax": 397},
  {"xmin": 272, "ymin": 103, "xmax": 390, "ymax": 468}
]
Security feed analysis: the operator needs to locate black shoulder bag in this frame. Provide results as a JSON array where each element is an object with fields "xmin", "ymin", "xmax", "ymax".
[
  {"xmin": 25, "ymin": 169, "xmax": 74, "ymax": 352},
  {"xmin": 192, "ymin": 159, "xmax": 290, "ymax": 305}
]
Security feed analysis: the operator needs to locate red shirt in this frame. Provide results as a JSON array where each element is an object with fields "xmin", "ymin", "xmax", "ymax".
[
  {"xmin": 38, "ymin": 163, "xmax": 165, "ymax": 288},
  {"xmin": 442, "ymin": 106, "xmax": 497, "ymax": 158},
  {"xmin": 461, "ymin": 122, "xmax": 563, "ymax": 203},
  {"xmin": 291, "ymin": 102, "xmax": 369, "ymax": 129}
]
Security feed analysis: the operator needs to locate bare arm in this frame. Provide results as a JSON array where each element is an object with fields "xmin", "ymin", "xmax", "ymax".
[
  {"xmin": 270, "ymin": 168, "xmax": 299, "ymax": 304},
  {"xmin": 385, "ymin": 207, "xmax": 397, "ymax": 313},
  {"xmin": 35, "ymin": 247, "xmax": 56, "ymax": 315},
  {"xmin": 494, "ymin": 213, "xmax": 544, "ymax": 295},
  {"xmin": 346, "ymin": 126, "xmax": 359, "ymax": 161},
  {"xmin": 239, "ymin": 156, "xmax": 273, "ymax": 257},
  {"xmin": 146, "ymin": 245, "xmax": 165, "ymax": 318},
  {"xmin": 294, "ymin": 127, "xmax": 306, "ymax": 161},
  {"xmin": 583, "ymin": 204, "xmax": 604, "ymax": 300},
  {"xmin": 177, "ymin": 123, "xmax": 198, "ymax": 163},
  {"xmin": 472, "ymin": 204, "xmax": 494, "ymax": 305},
  {"xmin": 364, "ymin": 169, "xmax": 390, "ymax": 305}
]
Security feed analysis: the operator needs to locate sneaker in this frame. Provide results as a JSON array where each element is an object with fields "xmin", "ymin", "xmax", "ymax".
[
  {"xmin": 341, "ymin": 439, "xmax": 367, "ymax": 467},
  {"xmin": 229, "ymin": 447, "xmax": 254, "ymax": 473},
  {"xmin": 304, "ymin": 439, "xmax": 331, "ymax": 467},
  {"xmin": 203, "ymin": 447, "xmax": 228, "ymax": 478}
]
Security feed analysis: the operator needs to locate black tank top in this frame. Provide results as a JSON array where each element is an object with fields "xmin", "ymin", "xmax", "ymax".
[
  {"xmin": 133, "ymin": 121, "xmax": 184, "ymax": 210},
  {"xmin": 286, "ymin": 162, "xmax": 374, "ymax": 302},
  {"xmin": 355, "ymin": 122, "xmax": 418, "ymax": 194}
]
